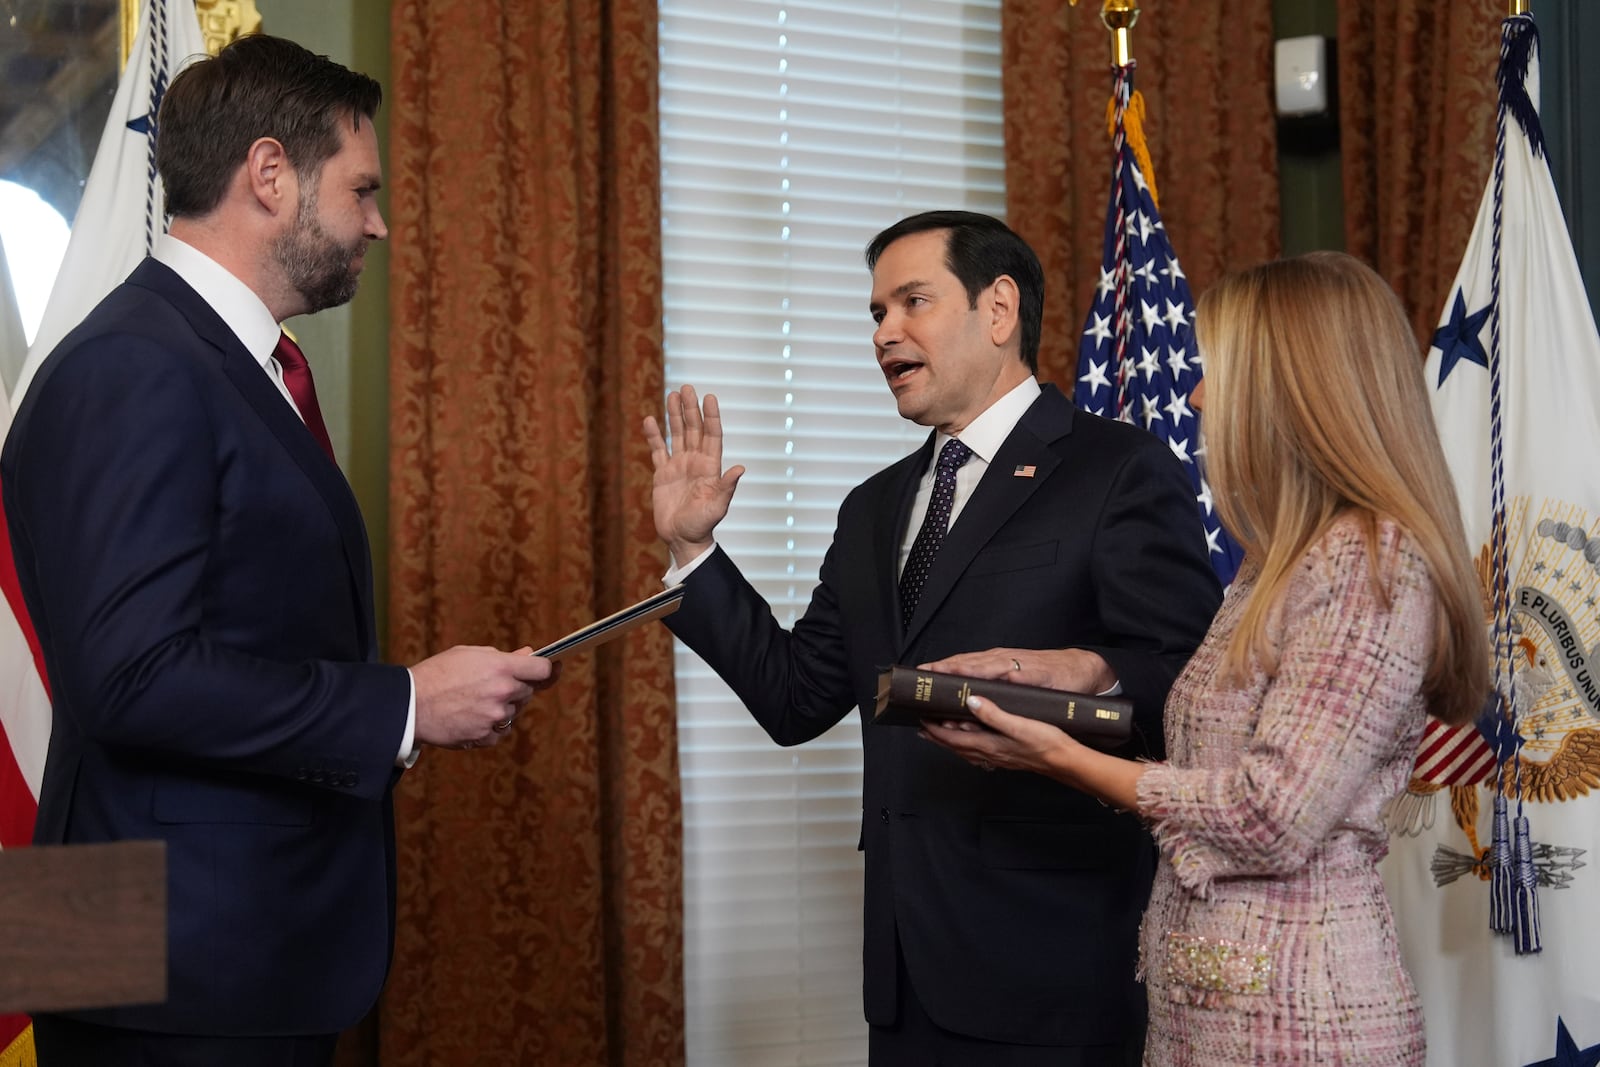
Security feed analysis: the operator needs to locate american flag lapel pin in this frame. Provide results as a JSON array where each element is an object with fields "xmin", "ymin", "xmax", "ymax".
[{"xmin": 1013, "ymin": 465, "xmax": 1036, "ymax": 478}]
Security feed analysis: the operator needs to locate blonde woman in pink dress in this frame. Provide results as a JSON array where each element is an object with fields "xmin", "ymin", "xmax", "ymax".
[{"xmin": 923, "ymin": 252, "xmax": 1490, "ymax": 1065}]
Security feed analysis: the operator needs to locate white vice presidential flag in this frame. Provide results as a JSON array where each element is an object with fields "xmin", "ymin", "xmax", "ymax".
[
  {"xmin": 1380, "ymin": 13, "xmax": 1600, "ymax": 1066},
  {"xmin": 14, "ymin": 0, "xmax": 207, "ymax": 408},
  {"xmin": 0, "ymin": 11, "xmax": 205, "ymax": 1060}
]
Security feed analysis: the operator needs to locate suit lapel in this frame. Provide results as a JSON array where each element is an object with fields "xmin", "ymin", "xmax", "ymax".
[
  {"xmin": 220, "ymin": 349, "xmax": 377, "ymax": 651},
  {"xmin": 133, "ymin": 262, "xmax": 378, "ymax": 654},
  {"xmin": 900, "ymin": 386, "xmax": 1074, "ymax": 648}
]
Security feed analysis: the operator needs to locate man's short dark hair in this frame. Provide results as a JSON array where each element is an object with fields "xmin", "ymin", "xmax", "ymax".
[
  {"xmin": 157, "ymin": 34, "xmax": 382, "ymax": 219},
  {"xmin": 864, "ymin": 210, "xmax": 1045, "ymax": 373}
]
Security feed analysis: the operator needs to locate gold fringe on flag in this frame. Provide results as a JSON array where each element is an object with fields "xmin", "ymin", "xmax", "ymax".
[
  {"xmin": 1107, "ymin": 90, "xmax": 1159, "ymax": 209},
  {"xmin": 0, "ymin": 1024, "xmax": 35, "ymax": 1067}
]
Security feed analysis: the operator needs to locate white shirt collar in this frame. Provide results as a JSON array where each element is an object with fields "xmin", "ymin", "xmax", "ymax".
[
  {"xmin": 153, "ymin": 234, "xmax": 282, "ymax": 369},
  {"xmin": 938, "ymin": 375, "xmax": 1041, "ymax": 464}
]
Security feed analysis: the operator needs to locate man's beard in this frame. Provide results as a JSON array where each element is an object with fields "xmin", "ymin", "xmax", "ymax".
[{"xmin": 273, "ymin": 188, "xmax": 365, "ymax": 314}]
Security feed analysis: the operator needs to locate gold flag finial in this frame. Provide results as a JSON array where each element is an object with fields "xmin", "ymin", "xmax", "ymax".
[
  {"xmin": 120, "ymin": 0, "xmax": 263, "ymax": 67},
  {"xmin": 1068, "ymin": 0, "xmax": 1141, "ymax": 67},
  {"xmin": 1510, "ymin": 0, "xmax": 1529, "ymax": 12}
]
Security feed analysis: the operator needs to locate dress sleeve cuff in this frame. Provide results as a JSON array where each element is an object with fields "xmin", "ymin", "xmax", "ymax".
[{"xmin": 1136, "ymin": 761, "xmax": 1223, "ymax": 898}]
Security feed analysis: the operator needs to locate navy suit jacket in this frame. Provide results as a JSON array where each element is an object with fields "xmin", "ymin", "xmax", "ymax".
[
  {"xmin": 667, "ymin": 384, "xmax": 1222, "ymax": 1046},
  {"xmin": 2, "ymin": 259, "xmax": 412, "ymax": 1035}
]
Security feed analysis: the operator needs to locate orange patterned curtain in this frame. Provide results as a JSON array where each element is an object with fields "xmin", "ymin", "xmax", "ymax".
[
  {"xmin": 1337, "ymin": 0, "xmax": 1504, "ymax": 345},
  {"xmin": 1001, "ymin": 0, "xmax": 1281, "ymax": 387},
  {"xmin": 374, "ymin": 0, "xmax": 683, "ymax": 1063}
]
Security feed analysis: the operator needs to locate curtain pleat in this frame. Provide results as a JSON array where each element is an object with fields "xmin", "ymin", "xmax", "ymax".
[
  {"xmin": 1337, "ymin": 0, "xmax": 1503, "ymax": 345},
  {"xmin": 371, "ymin": 1, "xmax": 683, "ymax": 1063}
]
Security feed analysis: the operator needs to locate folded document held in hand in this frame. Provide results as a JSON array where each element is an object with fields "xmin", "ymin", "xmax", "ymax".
[
  {"xmin": 533, "ymin": 585, "xmax": 686, "ymax": 659},
  {"xmin": 873, "ymin": 665, "xmax": 1133, "ymax": 747}
]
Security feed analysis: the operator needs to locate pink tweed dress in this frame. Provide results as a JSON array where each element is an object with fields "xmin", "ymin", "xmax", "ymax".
[{"xmin": 1135, "ymin": 517, "xmax": 1430, "ymax": 1065}]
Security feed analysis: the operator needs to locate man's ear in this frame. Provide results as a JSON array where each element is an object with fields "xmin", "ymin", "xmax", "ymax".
[
  {"xmin": 987, "ymin": 274, "xmax": 1021, "ymax": 349},
  {"xmin": 244, "ymin": 137, "xmax": 292, "ymax": 214}
]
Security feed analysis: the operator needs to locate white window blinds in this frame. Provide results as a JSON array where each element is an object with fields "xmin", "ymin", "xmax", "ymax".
[{"xmin": 658, "ymin": 2, "xmax": 1004, "ymax": 1062}]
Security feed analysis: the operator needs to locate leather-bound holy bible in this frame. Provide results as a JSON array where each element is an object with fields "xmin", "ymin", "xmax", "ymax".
[{"xmin": 873, "ymin": 665, "xmax": 1134, "ymax": 747}]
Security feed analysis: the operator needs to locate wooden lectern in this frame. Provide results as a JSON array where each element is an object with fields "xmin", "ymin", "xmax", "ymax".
[{"xmin": 0, "ymin": 841, "xmax": 166, "ymax": 1013}]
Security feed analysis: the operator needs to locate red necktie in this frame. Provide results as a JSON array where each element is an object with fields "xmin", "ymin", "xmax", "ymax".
[{"xmin": 274, "ymin": 332, "xmax": 336, "ymax": 462}]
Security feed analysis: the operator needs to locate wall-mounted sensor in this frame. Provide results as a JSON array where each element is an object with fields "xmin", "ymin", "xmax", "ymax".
[{"xmin": 1276, "ymin": 36, "xmax": 1330, "ymax": 118}]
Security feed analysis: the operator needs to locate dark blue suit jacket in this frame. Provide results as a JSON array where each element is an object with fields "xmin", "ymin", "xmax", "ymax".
[
  {"xmin": 667, "ymin": 384, "xmax": 1222, "ymax": 1047},
  {"xmin": 2, "ymin": 259, "xmax": 412, "ymax": 1036}
]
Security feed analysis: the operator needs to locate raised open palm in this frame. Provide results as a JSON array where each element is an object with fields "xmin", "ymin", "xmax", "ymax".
[{"xmin": 642, "ymin": 384, "xmax": 746, "ymax": 565}]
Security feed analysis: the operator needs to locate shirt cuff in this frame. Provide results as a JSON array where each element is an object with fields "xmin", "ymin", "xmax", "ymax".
[
  {"xmin": 664, "ymin": 541, "xmax": 719, "ymax": 585},
  {"xmin": 397, "ymin": 669, "xmax": 420, "ymax": 768}
]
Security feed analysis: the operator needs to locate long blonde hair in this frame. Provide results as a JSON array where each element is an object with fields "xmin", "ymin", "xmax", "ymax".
[{"xmin": 1197, "ymin": 252, "xmax": 1489, "ymax": 726}]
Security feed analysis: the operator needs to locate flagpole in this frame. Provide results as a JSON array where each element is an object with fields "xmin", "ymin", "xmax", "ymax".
[
  {"xmin": 1509, "ymin": 0, "xmax": 1528, "ymax": 13},
  {"xmin": 120, "ymin": 0, "xmax": 138, "ymax": 70},
  {"xmin": 1068, "ymin": 0, "xmax": 1141, "ymax": 66},
  {"xmin": 1103, "ymin": 0, "xmax": 1138, "ymax": 67}
]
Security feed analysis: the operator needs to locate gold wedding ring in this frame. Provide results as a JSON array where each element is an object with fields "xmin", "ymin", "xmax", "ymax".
[
  {"xmin": 1010, "ymin": 658, "xmax": 1021, "ymax": 672},
  {"xmin": 493, "ymin": 716, "xmax": 515, "ymax": 732}
]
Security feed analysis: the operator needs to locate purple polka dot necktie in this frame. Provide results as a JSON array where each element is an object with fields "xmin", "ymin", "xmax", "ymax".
[{"xmin": 899, "ymin": 437, "xmax": 973, "ymax": 628}]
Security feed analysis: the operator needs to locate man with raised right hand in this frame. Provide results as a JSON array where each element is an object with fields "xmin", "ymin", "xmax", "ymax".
[{"xmin": 645, "ymin": 210, "xmax": 1221, "ymax": 1064}]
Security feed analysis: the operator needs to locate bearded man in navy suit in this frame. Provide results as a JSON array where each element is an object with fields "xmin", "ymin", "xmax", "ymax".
[
  {"xmin": 3, "ymin": 34, "xmax": 554, "ymax": 1067},
  {"xmin": 644, "ymin": 211, "xmax": 1222, "ymax": 1065}
]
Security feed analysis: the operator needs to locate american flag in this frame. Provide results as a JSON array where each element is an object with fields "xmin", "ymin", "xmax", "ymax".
[{"xmin": 1073, "ymin": 64, "xmax": 1242, "ymax": 587}]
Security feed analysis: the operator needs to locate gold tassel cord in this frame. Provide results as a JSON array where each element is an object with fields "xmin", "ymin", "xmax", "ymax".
[{"xmin": 1108, "ymin": 89, "xmax": 1160, "ymax": 209}]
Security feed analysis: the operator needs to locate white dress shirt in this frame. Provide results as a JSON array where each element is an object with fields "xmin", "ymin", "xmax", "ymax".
[
  {"xmin": 894, "ymin": 377, "xmax": 1040, "ymax": 576},
  {"xmin": 154, "ymin": 236, "xmax": 304, "ymax": 418}
]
